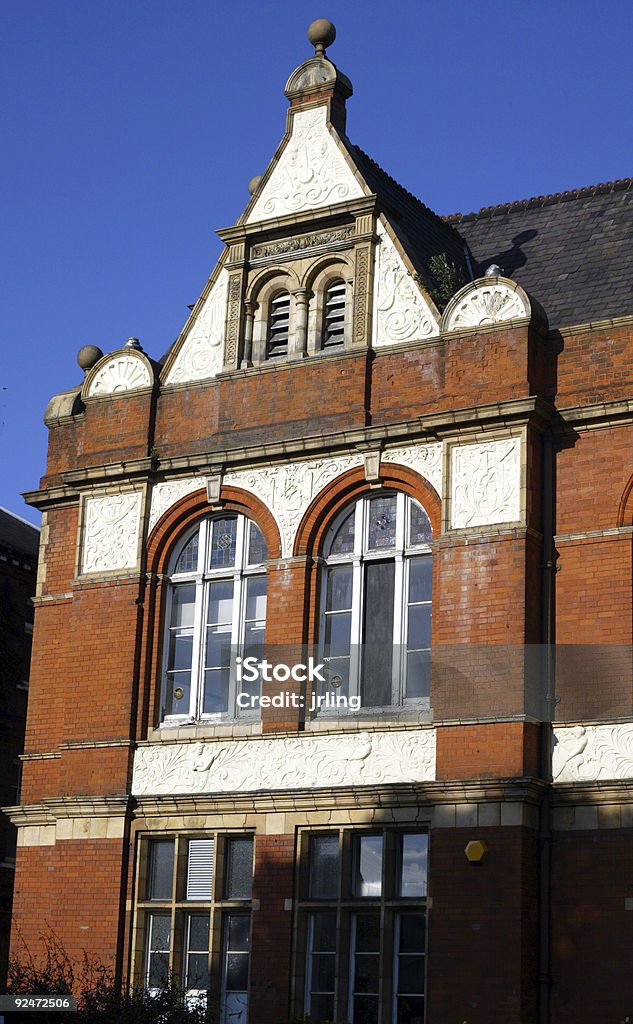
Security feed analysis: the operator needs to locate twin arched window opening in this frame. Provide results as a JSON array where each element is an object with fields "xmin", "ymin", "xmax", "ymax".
[
  {"xmin": 162, "ymin": 492, "xmax": 432, "ymax": 724},
  {"xmin": 264, "ymin": 279, "xmax": 347, "ymax": 360}
]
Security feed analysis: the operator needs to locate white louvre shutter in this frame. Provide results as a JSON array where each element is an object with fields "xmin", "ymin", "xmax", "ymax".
[{"xmin": 186, "ymin": 839, "xmax": 214, "ymax": 900}]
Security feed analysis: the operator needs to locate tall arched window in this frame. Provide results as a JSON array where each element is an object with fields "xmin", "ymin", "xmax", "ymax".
[
  {"xmin": 266, "ymin": 290, "xmax": 291, "ymax": 359},
  {"xmin": 321, "ymin": 279, "xmax": 346, "ymax": 349},
  {"xmin": 162, "ymin": 514, "xmax": 268, "ymax": 722},
  {"xmin": 319, "ymin": 491, "xmax": 432, "ymax": 710}
]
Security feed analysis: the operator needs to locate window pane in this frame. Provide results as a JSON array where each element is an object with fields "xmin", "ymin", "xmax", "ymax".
[
  {"xmin": 354, "ymin": 994, "xmax": 379, "ymax": 1024},
  {"xmin": 326, "ymin": 564, "xmax": 353, "ymax": 610},
  {"xmin": 188, "ymin": 914, "xmax": 210, "ymax": 950},
  {"xmin": 185, "ymin": 915, "xmax": 210, "ymax": 990},
  {"xmin": 147, "ymin": 912, "xmax": 171, "ymax": 989},
  {"xmin": 355, "ymin": 911, "xmax": 381, "ymax": 952},
  {"xmin": 227, "ymin": 914, "xmax": 250, "ymax": 952},
  {"xmin": 408, "ymin": 557, "xmax": 432, "ymax": 604},
  {"xmin": 209, "ymin": 518, "xmax": 237, "ymax": 569},
  {"xmin": 203, "ymin": 668, "xmax": 230, "ymax": 714},
  {"xmin": 307, "ymin": 913, "xmax": 336, "ymax": 1024},
  {"xmin": 207, "ymin": 580, "xmax": 233, "ymax": 625},
  {"xmin": 311, "ymin": 952, "xmax": 335, "ymax": 991},
  {"xmin": 324, "ymin": 611, "xmax": 352, "ymax": 655},
  {"xmin": 226, "ymin": 838, "xmax": 254, "ymax": 899},
  {"xmin": 148, "ymin": 840, "xmax": 174, "ymax": 900},
  {"xmin": 362, "ymin": 561, "xmax": 394, "ymax": 707},
  {"xmin": 312, "ymin": 911, "xmax": 337, "ymax": 952},
  {"xmin": 175, "ymin": 533, "xmax": 199, "ymax": 573},
  {"xmin": 399, "ymin": 836, "xmax": 428, "ymax": 898},
  {"xmin": 396, "ymin": 996, "xmax": 425, "ymax": 1024},
  {"xmin": 168, "ymin": 633, "xmax": 194, "ymax": 672},
  {"xmin": 310, "ymin": 835, "xmax": 340, "ymax": 899},
  {"xmin": 310, "ymin": 994, "xmax": 335, "ymax": 1022},
  {"xmin": 409, "ymin": 502, "xmax": 432, "ymax": 547},
  {"xmin": 149, "ymin": 912, "xmax": 171, "ymax": 949},
  {"xmin": 368, "ymin": 494, "xmax": 397, "ymax": 550},
  {"xmin": 186, "ymin": 952, "xmax": 209, "ymax": 991},
  {"xmin": 407, "ymin": 605, "xmax": 432, "ymax": 650},
  {"xmin": 405, "ymin": 650, "xmax": 430, "ymax": 699},
  {"xmin": 148, "ymin": 952, "xmax": 170, "ymax": 989},
  {"xmin": 247, "ymin": 521, "xmax": 268, "ymax": 565},
  {"xmin": 245, "ymin": 576, "xmax": 267, "ymax": 622},
  {"xmin": 171, "ymin": 584, "xmax": 196, "ymax": 627},
  {"xmin": 226, "ymin": 953, "xmax": 249, "ymax": 991},
  {"xmin": 326, "ymin": 508, "xmax": 355, "ymax": 555},
  {"xmin": 398, "ymin": 956, "xmax": 425, "ymax": 994},
  {"xmin": 164, "ymin": 671, "xmax": 191, "ymax": 716},
  {"xmin": 399, "ymin": 914, "xmax": 426, "ymax": 952},
  {"xmin": 354, "ymin": 836, "xmax": 383, "ymax": 897}
]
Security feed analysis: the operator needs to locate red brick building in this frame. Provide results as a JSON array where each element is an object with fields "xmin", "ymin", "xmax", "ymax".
[{"xmin": 7, "ymin": 20, "xmax": 633, "ymax": 1024}]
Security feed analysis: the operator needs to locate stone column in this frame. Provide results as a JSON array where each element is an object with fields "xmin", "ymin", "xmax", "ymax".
[
  {"xmin": 289, "ymin": 288, "xmax": 312, "ymax": 360},
  {"xmin": 241, "ymin": 299, "xmax": 258, "ymax": 368}
]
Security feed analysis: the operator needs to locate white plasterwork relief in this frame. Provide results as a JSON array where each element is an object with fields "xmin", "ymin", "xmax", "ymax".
[
  {"xmin": 246, "ymin": 107, "xmax": 363, "ymax": 222},
  {"xmin": 553, "ymin": 723, "xmax": 633, "ymax": 782},
  {"xmin": 372, "ymin": 223, "xmax": 438, "ymax": 347},
  {"xmin": 132, "ymin": 728, "xmax": 436, "ymax": 796},
  {"xmin": 450, "ymin": 437, "xmax": 521, "ymax": 529},
  {"xmin": 445, "ymin": 282, "xmax": 528, "ymax": 332},
  {"xmin": 87, "ymin": 355, "xmax": 152, "ymax": 397},
  {"xmin": 382, "ymin": 443, "xmax": 443, "ymax": 496},
  {"xmin": 148, "ymin": 478, "xmax": 203, "ymax": 533},
  {"xmin": 165, "ymin": 269, "xmax": 229, "ymax": 385},
  {"xmin": 81, "ymin": 492, "xmax": 143, "ymax": 573}
]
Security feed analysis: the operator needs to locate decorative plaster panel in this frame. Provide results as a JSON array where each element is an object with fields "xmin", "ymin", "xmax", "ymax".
[
  {"xmin": 372, "ymin": 223, "xmax": 438, "ymax": 346},
  {"xmin": 165, "ymin": 269, "xmax": 229, "ymax": 385},
  {"xmin": 246, "ymin": 107, "xmax": 363, "ymax": 222},
  {"xmin": 382, "ymin": 443, "xmax": 443, "ymax": 497},
  {"xmin": 444, "ymin": 281, "xmax": 528, "ymax": 332},
  {"xmin": 132, "ymin": 728, "xmax": 436, "ymax": 796},
  {"xmin": 148, "ymin": 478, "xmax": 203, "ymax": 533},
  {"xmin": 86, "ymin": 355, "xmax": 152, "ymax": 397},
  {"xmin": 553, "ymin": 723, "xmax": 633, "ymax": 782},
  {"xmin": 450, "ymin": 437, "xmax": 521, "ymax": 529},
  {"xmin": 81, "ymin": 492, "xmax": 143, "ymax": 574}
]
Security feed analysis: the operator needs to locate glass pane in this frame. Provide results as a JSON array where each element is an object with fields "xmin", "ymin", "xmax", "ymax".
[
  {"xmin": 355, "ymin": 911, "xmax": 381, "ymax": 951},
  {"xmin": 398, "ymin": 956, "xmax": 425, "ymax": 994},
  {"xmin": 406, "ymin": 650, "xmax": 430, "ymax": 699},
  {"xmin": 149, "ymin": 841, "xmax": 174, "ymax": 900},
  {"xmin": 311, "ymin": 952, "xmax": 335, "ymax": 991},
  {"xmin": 312, "ymin": 912, "xmax": 337, "ymax": 952},
  {"xmin": 165, "ymin": 671, "xmax": 191, "ymax": 714},
  {"xmin": 324, "ymin": 611, "xmax": 352, "ymax": 656},
  {"xmin": 168, "ymin": 633, "xmax": 194, "ymax": 672},
  {"xmin": 207, "ymin": 580, "xmax": 233, "ymax": 625},
  {"xmin": 407, "ymin": 605, "xmax": 431, "ymax": 650},
  {"xmin": 175, "ymin": 534, "xmax": 199, "ymax": 573},
  {"xmin": 247, "ymin": 521, "xmax": 268, "ymax": 565},
  {"xmin": 223, "ymin": 993, "xmax": 248, "ymax": 1024},
  {"xmin": 310, "ymin": 835, "xmax": 340, "ymax": 899},
  {"xmin": 203, "ymin": 668, "xmax": 230, "ymax": 714},
  {"xmin": 188, "ymin": 915, "xmax": 210, "ymax": 951},
  {"xmin": 171, "ymin": 585, "xmax": 196, "ymax": 628},
  {"xmin": 362, "ymin": 561, "xmax": 394, "ymax": 707},
  {"xmin": 186, "ymin": 952, "xmax": 209, "ymax": 990},
  {"xmin": 226, "ymin": 952, "xmax": 249, "ymax": 991},
  {"xmin": 355, "ymin": 837, "xmax": 383, "ymax": 898},
  {"xmin": 368, "ymin": 494, "xmax": 397, "ymax": 550},
  {"xmin": 326, "ymin": 565, "xmax": 353, "ymax": 610},
  {"xmin": 245, "ymin": 576, "xmax": 267, "ymax": 622},
  {"xmin": 399, "ymin": 914, "xmax": 426, "ymax": 952},
  {"xmin": 397, "ymin": 995, "xmax": 425, "ymax": 1024},
  {"xmin": 400, "ymin": 836, "xmax": 428, "ymax": 898},
  {"xmin": 409, "ymin": 503, "xmax": 432, "ymax": 546},
  {"xmin": 210, "ymin": 517, "xmax": 237, "ymax": 569},
  {"xmin": 226, "ymin": 838, "xmax": 254, "ymax": 900},
  {"xmin": 354, "ymin": 994, "xmax": 379, "ymax": 1024},
  {"xmin": 149, "ymin": 912, "xmax": 171, "ymax": 948},
  {"xmin": 310, "ymin": 995, "xmax": 334, "ymax": 1021},
  {"xmin": 408, "ymin": 557, "xmax": 432, "ymax": 604},
  {"xmin": 227, "ymin": 915, "xmax": 250, "ymax": 952},
  {"xmin": 327, "ymin": 508, "xmax": 355, "ymax": 555},
  {"xmin": 148, "ymin": 952, "xmax": 169, "ymax": 988},
  {"xmin": 354, "ymin": 953, "xmax": 380, "ymax": 992},
  {"xmin": 205, "ymin": 628, "xmax": 231, "ymax": 668}
]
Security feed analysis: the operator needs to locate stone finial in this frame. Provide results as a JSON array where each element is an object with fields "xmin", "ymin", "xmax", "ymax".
[
  {"xmin": 125, "ymin": 337, "xmax": 142, "ymax": 350},
  {"xmin": 77, "ymin": 345, "xmax": 104, "ymax": 374},
  {"xmin": 248, "ymin": 175, "xmax": 262, "ymax": 196},
  {"xmin": 485, "ymin": 264, "xmax": 504, "ymax": 277},
  {"xmin": 307, "ymin": 18, "xmax": 336, "ymax": 56}
]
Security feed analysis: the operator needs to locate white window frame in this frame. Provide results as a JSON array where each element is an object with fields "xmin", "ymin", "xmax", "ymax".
[
  {"xmin": 318, "ymin": 491, "xmax": 432, "ymax": 712},
  {"xmin": 161, "ymin": 515, "xmax": 267, "ymax": 725}
]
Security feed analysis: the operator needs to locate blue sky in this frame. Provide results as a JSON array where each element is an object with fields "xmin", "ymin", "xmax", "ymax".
[{"xmin": 1, "ymin": 0, "xmax": 632, "ymax": 525}]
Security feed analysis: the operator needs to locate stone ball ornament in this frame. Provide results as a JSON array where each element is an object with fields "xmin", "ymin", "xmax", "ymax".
[
  {"xmin": 307, "ymin": 18, "xmax": 336, "ymax": 54},
  {"xmin": 77, "ymin": 345, "xmax": 104, "ymax": 373}
]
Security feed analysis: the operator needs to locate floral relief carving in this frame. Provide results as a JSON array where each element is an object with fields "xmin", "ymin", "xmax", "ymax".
[
  {"xmin": 246, "ymin": 107, "xmax": 363, "ymax": 222},
  {"xmin": 87, "ymin": 355, "xmax": 152, "ymax": 397},
  {"xmin": 382, "ymin": 443, "xmax": 443, "ymax": 496},
  {"xmin": 81, "ymin": 492, "xmax": 143, "ymax": 574},
  {"xmin": 165, "ymin": 269, "xmax": 229, "ymax": 385},
  {"xmin": 373, "ymin": 223, "xmax": 438, "ymax": 346},
  {"xmin": 553, "ymin": 724, "xmax": 633, "ymax": 782},
  {"xmin": 132, "ymin": 729, "xmax": 436, "ymax": 796},
  {"xmin": 445, "ymin": 282, "xmax": 528, "ymax": 332},
  {"xmin": 251, "ymin": 226, "xmax": 353, "ymax": 261},
  {"xmin": 148, "ymin": 478, "xmax": 202, "ymax": 533},
  {"xmin": 450, "ymin": 437, "xmax": 521, "ymax": 529}
]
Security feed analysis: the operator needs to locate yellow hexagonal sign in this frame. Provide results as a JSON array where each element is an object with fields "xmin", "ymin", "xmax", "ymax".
[{"xmin": 465, "ymin": 839, "xmax": 489, "ymax": 864}]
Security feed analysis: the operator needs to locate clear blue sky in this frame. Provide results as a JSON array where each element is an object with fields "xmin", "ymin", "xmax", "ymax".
[{"xmin": 2, "ymin": 0, "xmax": 632, "ymax": 525}]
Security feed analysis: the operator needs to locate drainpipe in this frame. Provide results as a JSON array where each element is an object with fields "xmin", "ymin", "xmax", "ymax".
[{"xmin": 538, "ymin": 429, "xmax": 555, "ymax": 1024}]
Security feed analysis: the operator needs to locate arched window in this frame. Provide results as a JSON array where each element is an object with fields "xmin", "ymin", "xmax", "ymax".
[
  {"xmin": 162, "ymin": 514, "xmax": 268, "ymax": 722},
  {"xmin": 321, "ymin": 279, "xmax": 346, "ymax": 349},
  {"xmin": 319, "ymin": 491, "xmax": 432, "ymax": 710},
  {"xmin": 266, "ymin": 290, "xmax": 291, "ymax": 359}
]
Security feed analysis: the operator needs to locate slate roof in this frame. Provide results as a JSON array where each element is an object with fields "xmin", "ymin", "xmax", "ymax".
[
  {"xmin": 446, "ymin": 179, "xmax": 633, "ymax": 330},
  {"xmin": 0, "ymin": 507, "xmax": 40, "ymax": 561}
]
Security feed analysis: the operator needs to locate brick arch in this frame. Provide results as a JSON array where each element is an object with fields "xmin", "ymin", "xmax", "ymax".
[
  {"xmin": 147, "ymin": 485, "xmax": 282, "ymax": 574},
  {"xmin": 293, "ymin": 462, "xmax": 442, "ymax": 557}
]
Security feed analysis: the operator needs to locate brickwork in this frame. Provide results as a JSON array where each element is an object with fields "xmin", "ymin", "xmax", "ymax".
[{"xmin": 249, "ymin": 833, "xmax": 295, "ymax": 1024}]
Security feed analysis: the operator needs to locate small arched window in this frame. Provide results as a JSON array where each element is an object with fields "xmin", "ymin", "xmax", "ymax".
[
  {"xmin": 162, "ymin": 514, "xmax": 268, "ymax": 722},
  {"xmin": 266, "ymin": 290, "xmax": 291, "ymax": 359},
  {"xmin": 319, "ymin": 491, "xmax": 432, "ymax": 710},
  {"xmin": 321, "ymin": 280, "xmax": 346, "ymax": 349}
]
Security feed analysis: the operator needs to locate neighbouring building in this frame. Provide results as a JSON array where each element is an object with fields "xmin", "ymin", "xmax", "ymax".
[
  {"xmin": 6, "ymin": 19, "xmax": 633, "ymax": 1024},
  {"xmin": 0, "ymin": 508, "xmax": 38, "ymax": 981}
]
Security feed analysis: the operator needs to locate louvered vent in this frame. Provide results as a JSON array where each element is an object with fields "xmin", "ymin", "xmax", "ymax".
[
  {"xmin": 267, "ymin": 291, "xmax": 290, "ymax": 358},
  {"xmin": 322, "ymin": 281, "xmax": 346, "ymax": 348},
  {"xmin": 186, "ymin": 839, "xmax": 214, "ymax": 900}
]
